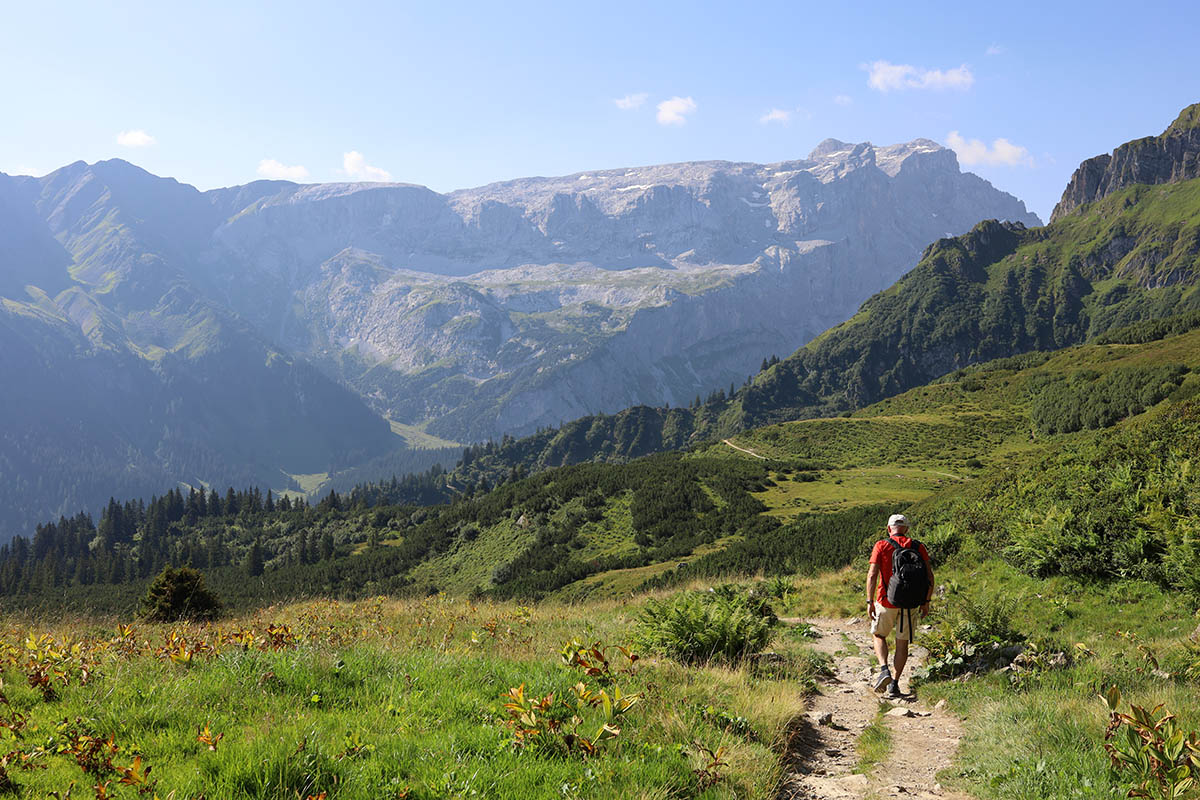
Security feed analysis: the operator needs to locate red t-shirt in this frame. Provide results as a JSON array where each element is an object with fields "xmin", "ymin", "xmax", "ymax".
[{"xmin": 870, "ymin": 536, "xmax": 931, "ymax": 609}]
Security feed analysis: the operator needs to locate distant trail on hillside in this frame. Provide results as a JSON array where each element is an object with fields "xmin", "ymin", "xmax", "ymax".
[
  {"xmin": 723, "ymin": 439, "xmax": 767, "ymax": 460},
  {"xmin": 777, "ymin": 617, "xmax": 973, "ymax": 800}
]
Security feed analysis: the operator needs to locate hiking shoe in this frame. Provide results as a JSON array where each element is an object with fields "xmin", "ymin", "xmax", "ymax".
[
  {"xmin": 873, "ymin": 665, "xmax": 892, "ymax": 692},
  {"xmin": 886, "ymin": 681, "xmax": 903, "ymax": 700}
]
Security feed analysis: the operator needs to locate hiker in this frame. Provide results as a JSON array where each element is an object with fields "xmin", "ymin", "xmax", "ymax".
[{"xmin": 866, "ymin": 513, "xmax": 933, "ymax": 699}]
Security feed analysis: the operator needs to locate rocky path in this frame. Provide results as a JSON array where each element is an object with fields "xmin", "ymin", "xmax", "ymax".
[
  {"xmin": 777, "ymin": 618, "xmax": 974, "ymax": 800},
  {"xmin": 723, "ymin": 438, "xmax": 767, "ymax": 459}
]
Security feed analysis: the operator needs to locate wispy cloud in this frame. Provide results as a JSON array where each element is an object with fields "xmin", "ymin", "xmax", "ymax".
[
  {"xmin": 946, "ymin": 131, "xmax": 1033, "ymax": 167},
  {"xmin": 986, "ymin": 44, "xmax": 1005, "ymax": 56},
  {"xmin": 615, "ymin": 92, "xmax": 648, "ymax": 110},
  {"xmin": 656, "ymin": 96, "xmax": 697, "ymax": 126},
  {"xmin": 834, "ymin": 94, "xmax": 853, "ymax": 106},
  {"xmin": 342, "ymin": 151, "xmax": 393, "ymax": 181},
  {"xmin": 865, "ymin": 61, "xmax": 974, "ymax": 92},
  {"xmin": 759, "ymin": 108, "xmax": 791, "ymax": 125},
  {"xmin": 116, "ymin": 129, "xmax": 156, "ymax": 147},
  {"xmin": 257, "ymin": 159, "xmax": 310, "ymax": 181}
]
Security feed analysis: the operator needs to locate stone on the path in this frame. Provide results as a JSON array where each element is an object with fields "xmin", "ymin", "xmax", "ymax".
[
  {"xmin": 816, "ymin": 711, "xmax": 834, "ymax": 726},
  {"xmin": 934, "ymin": 698, "xmax": 947, "ymax": 710},
  {"xmin": 847, "ymin": 617, "xmax": 861, "ymax": 626},
  {"xmin": 886, "ymin": 706, "xmax": 916, "ymax": 717}
]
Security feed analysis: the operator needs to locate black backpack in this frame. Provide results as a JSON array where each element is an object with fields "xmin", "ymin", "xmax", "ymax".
[{"xmin": 885, "ymin": 537, "xmax": 929, "ymax": 610}]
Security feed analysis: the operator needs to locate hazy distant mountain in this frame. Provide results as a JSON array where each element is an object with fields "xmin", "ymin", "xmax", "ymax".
[
  {"xmin": 0, "ymin": 165, "xmax": 394, "ymax": 540},
  {"xmin": 198, "ymin": 138, "xmax": 1039, "ymax": 439},
  {"xmin": 0, "ymin": 139, "xmax": 1037, "ymax": 538}
]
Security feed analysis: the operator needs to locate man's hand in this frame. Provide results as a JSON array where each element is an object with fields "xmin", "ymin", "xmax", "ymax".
[
  {"xmin": 868, "ymin": 601, "xmax": 876, "ymax": 621},
  {"xmin": 919, "ymin": 602, "xmax": 931, "ymax": 618}
]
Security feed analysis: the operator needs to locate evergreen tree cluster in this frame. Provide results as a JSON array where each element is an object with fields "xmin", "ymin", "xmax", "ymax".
[
  {"xmin": 0, "ymin": 485, "xmax": 324, "ymax": 597},
  {"xmin": 1030, "ymin": 364, "xmax": 1190, "ymax": 435}
]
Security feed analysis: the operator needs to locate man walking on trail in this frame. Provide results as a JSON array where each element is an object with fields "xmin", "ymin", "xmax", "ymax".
[{"xmin": 867, "ymin": 513, "xmax": 934, "ymax": 699}]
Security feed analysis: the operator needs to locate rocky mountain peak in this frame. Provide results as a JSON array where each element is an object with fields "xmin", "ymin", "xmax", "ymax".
[
  {"xmin": 808, "ymin": 138, "xmax": 852, "ymax": 158},
  {"xmin": 1051, "ymin": 101, "xmax": 1200, "ymax": 222},
  {"xmin": 1166, "ymin": 102, "xmax": 1200, "ymax": 135}
]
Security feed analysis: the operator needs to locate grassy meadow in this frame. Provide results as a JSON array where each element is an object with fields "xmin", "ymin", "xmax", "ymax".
[{"xmin": 0, "ymin": 592, "xmax": 825, "ymax": 800}]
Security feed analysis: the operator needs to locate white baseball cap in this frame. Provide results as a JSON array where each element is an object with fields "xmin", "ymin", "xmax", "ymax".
[{"xmin": 887, "ymin": 513, "xmax": 909, "ymax": 528}]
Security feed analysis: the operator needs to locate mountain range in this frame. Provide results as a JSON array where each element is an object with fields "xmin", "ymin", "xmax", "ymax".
[
  {"xmin": 0, "ymin": 137, "xmax": 1036, "ymax": 539},
  {"xmin": 447, "ymin": 103, "xmax": 1200, "ymax": 486}
]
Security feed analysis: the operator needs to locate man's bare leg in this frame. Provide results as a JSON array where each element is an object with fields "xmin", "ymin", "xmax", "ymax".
[
  {"xmin": 893, "ymin": 638, "xmax": 909, "ymax": 685},
  {"xmin": 874, "ymin": 634, "xmax": 889, "ymax": 667}
]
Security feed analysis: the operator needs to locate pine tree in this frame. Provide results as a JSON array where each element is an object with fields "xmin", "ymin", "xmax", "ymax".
[{"xmin": 245, "ymin": 538, "xmax": 264, "ymax": 577}]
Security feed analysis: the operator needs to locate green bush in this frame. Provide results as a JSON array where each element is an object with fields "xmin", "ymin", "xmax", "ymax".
[
  {"xmin": 920, "ymin": 592, "xmax": 1024, "ymax": 680},
  {"xmin": 921, "ymin": 522, "xmax": 963, "ymax": 567},
  {"xmin": 140, "ymin": 565, "xmax": 223, "ymax": 622},
  {"xmin": 637, "ymin": 589, "xmax": 777, "ymax": 665},
  {"xmin": 1030, "ymin": 364, "xmax": 1188, "ymax": 435}
]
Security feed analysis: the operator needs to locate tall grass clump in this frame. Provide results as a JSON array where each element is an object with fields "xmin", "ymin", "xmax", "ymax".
[{"xmin": 637, "ymin": 587, "xmax": 777, "ymax": 665}]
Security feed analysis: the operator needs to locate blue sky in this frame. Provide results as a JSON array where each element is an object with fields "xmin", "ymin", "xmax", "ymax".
[{"xmin": 3, "ymin": 0, "xmax": 1198, "ymax": 220}]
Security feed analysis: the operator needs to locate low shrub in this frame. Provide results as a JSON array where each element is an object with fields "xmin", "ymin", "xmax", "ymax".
[
  {"xmin": 919, "ymin": 592, "xmax": 1024, "ymax": 680},
  {"xmin": 637, "ymin": 589, "xmax": 777, "ymax": 665},
  {"xmin": 140, "ymin": 566, "xmax": 222, "ymax": 622},
  {"xmin": 1101, "ymin": 685, "xmax": 1200, "ymax": 800}
]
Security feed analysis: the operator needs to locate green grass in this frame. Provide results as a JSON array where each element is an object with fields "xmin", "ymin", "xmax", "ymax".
[
  {"xmin": 752, "ymin": 466, "xmax": 954, "ymax": 519},
  {"xmin": 287, "ymin": 472, "xmax": 331, "ymax": 496},
  {"xmin": 0, "ymin": 594, "xmax": 830, "ymax": 799},
  {"xmin": 387, "ymin": 419, "xmax": 463, "ymax": 450},
  {"xmin": 855, "ymin": 709, "xmax": 893, "ymax": 774}
]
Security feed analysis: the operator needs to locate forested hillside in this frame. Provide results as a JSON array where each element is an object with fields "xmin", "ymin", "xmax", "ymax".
[{"xmin": 5, "ymin": 311, "xmax": 1199, "ymax": 614}]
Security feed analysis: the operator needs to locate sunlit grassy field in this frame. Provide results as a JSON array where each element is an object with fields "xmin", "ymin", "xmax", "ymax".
[{"xmin": 0, "ymin": 594, "xmax": 823, "ymax": 800}]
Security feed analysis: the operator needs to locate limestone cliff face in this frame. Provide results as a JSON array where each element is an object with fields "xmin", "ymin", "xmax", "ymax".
[
  {"xmin": 2, "ymin": 143, "xmax": 1042, "ymax": 446},
  {"xmin": 1051, "ymin": 103, "xmax": 1200, "ymax": 222},
  {"xmin": 197, "ymin": 139, "xmax": 1039, "ymax": 439}
]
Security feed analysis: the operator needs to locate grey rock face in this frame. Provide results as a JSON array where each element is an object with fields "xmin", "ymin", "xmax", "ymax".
[
  {"xmin": 1051, "ymin": 103, "xmax": 1200, "ymax": 222},
  {"xmin": 197, "ymin": 139, "xmax": 1039, "ymax": 440},
  {"xmin": 3, "ymin": 142, "xmax": 1040, "ymax": 456}
]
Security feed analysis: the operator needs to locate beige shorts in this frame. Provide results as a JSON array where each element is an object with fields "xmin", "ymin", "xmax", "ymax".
[{"xmin": 871, "ymin": 603, "xmax": 918, "ymax": 641}]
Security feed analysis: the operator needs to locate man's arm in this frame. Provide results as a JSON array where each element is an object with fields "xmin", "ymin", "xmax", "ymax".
[{"xmin": 866, "ymin": 562, "xmax": 879, "ymax": 620}]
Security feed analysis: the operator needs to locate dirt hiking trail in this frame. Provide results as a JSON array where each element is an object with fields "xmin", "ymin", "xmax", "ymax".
[{"xmin": 776, "ymin": 617, "xmax": 975, "ymax": 800}]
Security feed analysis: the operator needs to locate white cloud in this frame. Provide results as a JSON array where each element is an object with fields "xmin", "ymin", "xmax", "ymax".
[
  {"xmin": 945, "ymin": 131, "xmax": 1034, "ymax": 167},
  {"xmin": 656, "ymin": 96, "xmax": 696, "ymax": 126},
  {"xmin": 615, "ymin": 92, "xmax": 648, "ymax": 110},
  {"xmin": 6, "ymin": 165, "xmax": 42, "ymax": 177},
  {"xmin": 986, "ymin": 44, "xmax": 1005, "ymax": 56},
  {"xmin": 257, "ymin": 158, "xmax": 310, "ymax": 181},
  {"xmin": 759, "ymin": 108, "xmax": 791, "ymax": 125},
  {"xmin": 116, "ymin": 129, "xmax": 156, "ymax": 147},
  {"xmin": 834, "ymin": 94, "xmax": 853, "ymax": 106},
  {"xmin": 342, "ymin": 151, "xmax": 393, "ymax": 181},
  {"xmin": 865, "ymin": 60, "xmax": 974, "ymax": 92}
]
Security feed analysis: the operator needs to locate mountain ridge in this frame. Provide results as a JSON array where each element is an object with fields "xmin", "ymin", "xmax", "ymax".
[
  {"xmin": 1051, "ymin": 102, "xmax": 1200, "ymax": 222},
  {"xmin": 0, "ymin": 138, "xmax": 1038, "ymax": 538}
]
